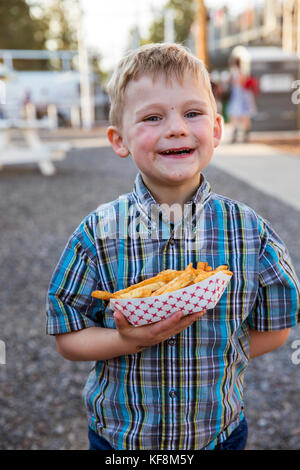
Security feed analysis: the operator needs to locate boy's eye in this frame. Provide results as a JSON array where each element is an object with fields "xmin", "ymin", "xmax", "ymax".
[
  {"xmin": 185, "ymin": 111, "xmax": 203, "ymax": 118},
  {"xmin": 143, "ymin": 115, "xmax": 161, "ymax": 122}
]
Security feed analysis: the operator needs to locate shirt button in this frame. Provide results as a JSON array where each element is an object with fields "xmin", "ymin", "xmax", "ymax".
[
  {"xmin": 169, "ymin": 237, "xmax": 175, "ymax": 245},
  {"xmin": 168, "ymin": 338, "xmax": 176, "ymax": 346},
  {"xmin": 169, "ymin": 390, "xmax": 177, "ymax": 398}
]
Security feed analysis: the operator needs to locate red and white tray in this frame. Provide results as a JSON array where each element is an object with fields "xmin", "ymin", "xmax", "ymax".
[{"xmin": 110, "ymin": 271, "xmax": 232, "ymax": 327}]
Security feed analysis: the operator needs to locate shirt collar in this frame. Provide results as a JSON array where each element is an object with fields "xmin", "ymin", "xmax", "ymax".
[
  {"xmin": 132, "ymin": 172, "xmax": 212, "ymax": 236},
  {"xmin": 133, "ymin": 172, "xmax": 212, "ymax": 210}
]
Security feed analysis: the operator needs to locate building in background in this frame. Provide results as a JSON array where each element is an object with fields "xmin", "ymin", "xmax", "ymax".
[
  {"xmin": 0, "ymin": 49, "xmax": 108, "ymax": 127},
  {"xmin": 198, "ymin": 0, "xmax": 300, "ymax": 131},
  {"xmin": 229, "ymin": 45, "xmax": 299, "ymax": 131},
  {"xmin": 206, "ymin": 0, "xmax": 300, "ymax": 64}
]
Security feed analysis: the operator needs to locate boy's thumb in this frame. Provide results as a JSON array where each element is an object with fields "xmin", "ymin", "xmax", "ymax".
[{"xmin": 113, "ymin": 309, "xmax": 129, "ymax": 329}]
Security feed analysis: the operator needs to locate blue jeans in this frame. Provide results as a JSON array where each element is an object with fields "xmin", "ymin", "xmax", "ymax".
[
  {"xmin": 88, "ymin": 428, "xmax": 114, "ymax": 450},
  {"xmin": 214, "ymin": 418, "xmax": 248, "ymax": 450},
  {"xmin": 88, "ymin": 418, "xmax": 248, "ymax": 450}
]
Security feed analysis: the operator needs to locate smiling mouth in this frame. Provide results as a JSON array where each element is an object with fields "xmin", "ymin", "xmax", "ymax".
[{"xmin": 159, "ymin": 148, "xmax": 194, "ymax": 157}]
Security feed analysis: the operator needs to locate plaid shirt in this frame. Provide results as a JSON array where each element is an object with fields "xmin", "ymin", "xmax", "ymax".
[{"xmin": 46, "ymin": 173, "xmax": 300, "ymax": 450}]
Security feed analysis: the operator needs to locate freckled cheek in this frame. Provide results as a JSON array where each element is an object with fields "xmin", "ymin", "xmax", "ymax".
[{"xmin": 135, "ymin": 128, "xmax": 157, "ymax": 151}]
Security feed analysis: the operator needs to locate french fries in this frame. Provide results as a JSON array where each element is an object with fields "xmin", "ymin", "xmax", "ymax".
[
  {"xmin": 91, "ymin": 262, "xmax": 233, "ymax": 301},
  {"xmin": 117, "ymin": 281, "xmax": 166, "ymax": 299},
  {"xmin": 151, "ymin": 263, "xmax": 194, "ymax": 296},
  {"xmin": 112, "ymin": 269, "xmax": 181, "ymax": 297},
  {"xmin": 193, "ymin": 271, "xmax": 212, "ymax": 283},
  {"xmin": 118, "ymin": 287, "xmax": 153, "ymax": 299}
]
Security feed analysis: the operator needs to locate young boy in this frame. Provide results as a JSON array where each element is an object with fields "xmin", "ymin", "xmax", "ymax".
[{"xmin": 46, "ymin": 43, "xmax": 300, "ymax": 450}]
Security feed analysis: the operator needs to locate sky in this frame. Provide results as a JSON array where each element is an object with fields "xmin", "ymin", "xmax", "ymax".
[{"xmin": 80, "ymin": 0, "xmax": 264, "ymax": 71}]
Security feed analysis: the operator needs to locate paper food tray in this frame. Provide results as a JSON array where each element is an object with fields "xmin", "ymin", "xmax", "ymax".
[{"xmin": 109, "ymin": 271, "xmax": 232, "ymax": 327}]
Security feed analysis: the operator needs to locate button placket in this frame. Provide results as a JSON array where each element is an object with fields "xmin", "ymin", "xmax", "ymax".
[
  {"xmin": 168, "ymin": 236, "xmax": 175, "ymax": 246},
  {"xmin": 168, "ymin": 337, "xmax": 176, "ymax": 346},
  {"xmin": 169, "ymin": 389, "xmax": 177, "ymax": 398},
  {"xmin": 166, "ymin": 334, "xmax": 178, "ymax": 403}
]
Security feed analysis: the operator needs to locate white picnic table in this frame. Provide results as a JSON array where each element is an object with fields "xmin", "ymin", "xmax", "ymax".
[{"xmin": 0, "ymin": 118, "xmax": 70, "ymax": 175}]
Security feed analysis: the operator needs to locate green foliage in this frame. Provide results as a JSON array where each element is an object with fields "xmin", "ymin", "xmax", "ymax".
[
  {"xmin": 41, "ymin": 0, "xmax": 78, "ymax": 51},
  {"xmin": 0, "ymin": 0, "xmax": 79, "ymax": 70},
  {"xmin": 0, "ymin": 0, "xmax": 47, "ymax": 50},
  {"xmin": 146, "ymin": 0, "xmax": 196, "ymax": 45}
]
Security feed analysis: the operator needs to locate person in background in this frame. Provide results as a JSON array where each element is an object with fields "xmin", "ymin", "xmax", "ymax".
[{"xmin": 227, "ymin": 57, "xmax": 257, "ymax": 143}]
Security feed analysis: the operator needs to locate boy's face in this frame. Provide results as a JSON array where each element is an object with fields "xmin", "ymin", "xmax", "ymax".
[{"xmin": 107, "ymin": 72, "xmax": 222, "ymax": 197}]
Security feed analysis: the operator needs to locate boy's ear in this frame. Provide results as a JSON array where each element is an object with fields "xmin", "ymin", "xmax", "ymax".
[
  {"xmin": 213, "ymin": 114, "xmax": 223, "ymax": 148},
  {"xmin": 107, "ymin": 126, "xmax": 130, "ymax": 158}
]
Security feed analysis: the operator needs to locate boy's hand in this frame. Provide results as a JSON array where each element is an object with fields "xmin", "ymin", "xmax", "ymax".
[{"xmin": 113, "ymin": 308, "xmax": 206, "ymax": 352}]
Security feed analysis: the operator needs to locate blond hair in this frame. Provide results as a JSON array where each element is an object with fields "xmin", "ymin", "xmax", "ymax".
[{"xmin": 107, "ymin": 42, "xmax": 217, "ymax": 128}]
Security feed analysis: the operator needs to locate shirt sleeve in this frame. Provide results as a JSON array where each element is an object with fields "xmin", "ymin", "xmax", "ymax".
[
  {"xmin": 46, "ymin": 223, "xmax": 104, "ymax": 335},
  {"xmin": 247, "ymin": 217, "xmax": 300, "ymax": 331}
]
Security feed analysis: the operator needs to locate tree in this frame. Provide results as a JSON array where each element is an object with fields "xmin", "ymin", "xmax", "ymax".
[
  {"xmin": 0, "ymin": 0, "xmax": 106, "ymax": 82},
  {"xmin": 0, "ymin": 0, "xmax": 78, "ymax": 70},
  {"xmin": 0, "ymin": 0, "xmax": 47, "ymax": 50},
  {"xmin": 40, "ymin": 0, "xmax": 78, "ymax": 51},
  {"xmin": 145, "ymin": 0, "xmax": 196, "ymax": 45}
]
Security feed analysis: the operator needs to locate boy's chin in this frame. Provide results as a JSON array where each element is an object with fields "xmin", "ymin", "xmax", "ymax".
[
  {"xmin": 161, "ymin": 167, "xmax": 202, "ymax": 183},
  {"xmin": 143, "ymin": 170, "xmax": 201, "ymax": 187}
]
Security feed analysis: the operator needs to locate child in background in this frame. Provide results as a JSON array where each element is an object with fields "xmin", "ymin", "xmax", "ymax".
[{"xmin": 227, "ymin": 57, "xmax": 257, "ymax": 142}]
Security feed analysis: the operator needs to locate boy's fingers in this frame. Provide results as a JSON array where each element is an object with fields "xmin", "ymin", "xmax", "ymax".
[
  {"xmin": 156, "ymin": 309, "xmax": 206, "ymax": 331},
  {"xmin": 114, "ymin": 308, "xmax": 206, "ymax": 335},
  {"xmin": 158, "ymin": 310, "xmax": 183, "ymax": 328},
  {"xmin": 174, "ymin": 309, "xmax": 206, "ymax": 321},
  {"xmin": 113, "ymin": 309, "xmax": 131, "ymax": 329},
  {"xmin": 195, "ymin": 309, "xmax": 207, "ymax": 318},
  {"xmin": 175, "ymin": 309, "xmax": 207, "ymax": 330}
]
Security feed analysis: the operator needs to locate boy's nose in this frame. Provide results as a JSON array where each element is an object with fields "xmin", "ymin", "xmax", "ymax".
[{"xmin": 165, "ymin": 115, "xmax": 189, "ymax": 138}]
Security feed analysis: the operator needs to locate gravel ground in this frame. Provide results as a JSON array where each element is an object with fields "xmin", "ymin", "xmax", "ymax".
[{"xmin": 0, "ymin": 144, "xmax": 299, "ymax": 450}]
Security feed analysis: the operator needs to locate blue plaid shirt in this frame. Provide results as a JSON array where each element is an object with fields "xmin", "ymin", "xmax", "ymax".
[{"xmin": 46, "ymin": 173, "xmax": 300, "ymax": 450}]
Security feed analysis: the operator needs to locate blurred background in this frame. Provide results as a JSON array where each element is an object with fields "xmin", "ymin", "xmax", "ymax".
[
  {"xmin": 0, "ymin": 0, "xmax": 299, "ymax": 450},
  {"xmin": 1, "ymin": 0, "xmax": 300, "ymax": 133}
]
